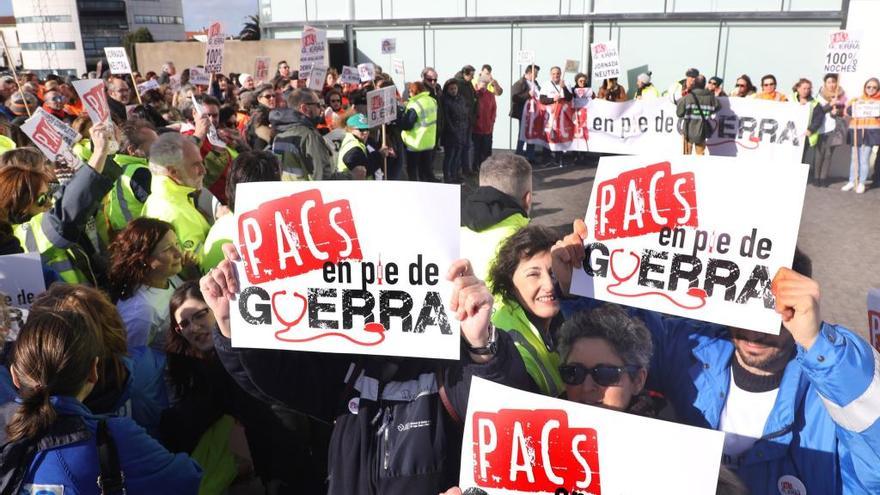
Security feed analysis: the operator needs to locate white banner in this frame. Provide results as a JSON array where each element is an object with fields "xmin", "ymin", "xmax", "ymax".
[
  {"xmin": 340, "ymin": 66, "xmax": 360, "ymax": 85},
  {"xmin": 300, "ymin": 25, "xmax": 327, "ymax": 77},
  {"xmin": 230, "ymin": 182, "xmax": 461, "ymax": 360},
  {"xmin": 205, "ymin": 21, "xmax": 224, "ymax": 73},
  {"xmin": 103, "ymin": 47, "xmax": 131, "ymax": 75},
  {"xmin": 366, "ymin": 86, "xmax": 397, "ymax": 127},
  {"xmin": 869, "ymin": 288, "xmax": 880, "ymax": 352},
  {"xmin": 189, "ymin": 67, "xmax": 210, "ymax": 86},
  {"xmin": 520, "ymin": 96, "xmax": 810, "ymax": 164},
  {"xmin": 20, "ymin": 108, "xmax": 82, "ymax": 167},
  {"xmin": 459, "ymin": 378, "xmax": 724, "ymax": 494},
  {"xmin": 590, "ymin": 41, "xmax": 621, "ymax": 82},
  {"xmin": 570, "ymin": 155, "xmax": 808, "ymax": 334},
  {"xmin": 824, "ymin": 30, "xmax": 861, "ymax": 74}
]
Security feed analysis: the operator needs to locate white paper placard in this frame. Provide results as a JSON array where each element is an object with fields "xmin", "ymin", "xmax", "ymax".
[
  {"xmin": 357, "ymin": 63, "xmax": 376, "ymax": 83},
  {"xmin": 853, "ymin": 101, "xmax": 880, "ymax": 118},
  {"xmin": 254, "ymin": 56, "xmax": 271, "ymax": 82},
  {"xmin": 308, "ymin": 66, "xmax": 327, "ymax": 91},
  {"xmin": 381, "ymin": 38, "xmax": 396, "ymax": 55},
  {"xmin": 136, "ymin": 79, "xmax": 160, "ymax": 95},
  {"xmin": 340, "ymin": 65, "xmax": 360, "ymax": 85},
  {"xmin": 516, "ymin": 50, "xmax": 535, "ymax": 66},
  {"xmin": 824, "ymin": 30, "xmax": 861, "ymax": 74},
  {"xmin": 103, "ymin": 47, "xmax": 131, "ymax": 74},
  {"xmin": 0, "ymin": 253, "xmax": 45, "ymax": 341},
  {"xmin": 591, "ymin": 41, "xmax": 621, "ymax": 82},
  {"xmin": 300, "ymin": 25, "xmax": 327, "ymax": 76},
  {"xmin": 20, "ymin": 108, "xmax": 82, "ymax": 166},
  {"xmin": 366, "ymin": 86, "xmax": 397, "ymax": 127},
  {"xmin": 189, "ymin": 67, "xmax": 210, "ymax": 86},
  {"xmin": 205, "ymin": 21, "xmax": 224, "ymax": 73}
]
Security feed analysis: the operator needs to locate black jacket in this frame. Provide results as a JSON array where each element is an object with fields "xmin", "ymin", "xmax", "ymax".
[
  {"xmin": 510, "ymin": 77, "xmax": 539, "ymax": 120},
  {"xmin": 214, "ymin": 328, "xmax": 534, "ymax": 495},
  {"xmin": 107, "ymin": 97, "xmax": 128, "ymax": 123},
  {"xmin": 461, "ymin": 186, "xmax": 528, "ymax": 231},
  {"xmin": 442, "ymin": 94, "xmax": 471, "ymax": 147}
]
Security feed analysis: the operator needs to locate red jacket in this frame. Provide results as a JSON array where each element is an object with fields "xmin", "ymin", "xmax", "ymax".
[{"xmin": 473, "ymin": 88, "xmax": 497, "ymax": 135}]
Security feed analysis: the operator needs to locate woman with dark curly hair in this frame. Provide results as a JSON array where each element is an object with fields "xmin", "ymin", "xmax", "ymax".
[
  {"xmin": 109, "ymin": 217, "xmax": 184, "ymax": 352},
  {"xmin": 487, "ymin": 223, "xmax": 564, "ymax": 397}
]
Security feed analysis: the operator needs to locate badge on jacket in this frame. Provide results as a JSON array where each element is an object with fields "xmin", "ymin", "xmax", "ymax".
[{"xmin": 778, "ymin": 475, "xmax": 807, "ymax": 495}]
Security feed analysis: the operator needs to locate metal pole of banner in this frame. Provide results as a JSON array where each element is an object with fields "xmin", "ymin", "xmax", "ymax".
[
  {"xmin": 0, "ymin": 32, "xmax": 31, "ymax": 117},
  {"xmin": 382, "ymin": 123, "xmax": 388, "ymax": 178}
]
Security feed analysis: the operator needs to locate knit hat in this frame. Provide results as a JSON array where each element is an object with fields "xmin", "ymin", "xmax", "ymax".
[
  {"xmin": 8, "ymin": 92, "xmax": 38, "ymax": 116},
  {"xmin": 239, "ymin": 73, "xmax": 253, "ymax": 86},
  {"xmin": 346, "ymin": 113, "xmax": 369, "ymax": 130},
  {"xmin": 637, "ymin": 73, "xmax": 651, "ymax": 84}
]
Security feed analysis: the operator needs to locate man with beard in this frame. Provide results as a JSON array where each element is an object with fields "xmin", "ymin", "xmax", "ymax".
[{"xmin": 550, "ymin": 222, "xmax": 880, "ymax": 495}]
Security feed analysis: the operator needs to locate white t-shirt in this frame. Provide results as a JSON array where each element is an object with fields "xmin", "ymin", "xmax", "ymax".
[
  {"xmin": 540, "ymin": 80, "xmax": 566, "ymax": 99},
  {"xmin": 117, "ymin": 276, "xmax": 183, "ymax": 352},
  {"xmin": 719, "ymin": 368, "xmax": 779, "ymax": 470}
]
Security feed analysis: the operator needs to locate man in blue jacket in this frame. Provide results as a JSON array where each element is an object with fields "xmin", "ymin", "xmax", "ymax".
[{"xmin": 551, "ymin": 220, "xmax": 880, "ymax": 494}]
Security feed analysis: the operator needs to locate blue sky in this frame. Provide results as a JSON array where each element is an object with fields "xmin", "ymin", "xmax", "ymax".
[{"xmin": 0, "ymin": 0, "xmax": 258, "ymax": 33}]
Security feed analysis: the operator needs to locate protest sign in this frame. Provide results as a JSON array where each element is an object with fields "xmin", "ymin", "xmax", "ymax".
[
  {"xmin": 516, "ymin": 50, "xmax": 535, "ymax": 66},
  {"xmin": 340, "ymin": 65, "xmax": 360, "ymax": 85},
  {"xmin": 591, "ymin": 41, "xmax": 621, "ymax": 83},
  {"xmin": 459, "ymin": 377, "xmax": 724, "ymax": 494},
  {"xmin": 852, "ymin": 100, "xmax": 880, "ymax": 118},
  {"xmin": 0, "ymin": 253, "xmax": 45, "ymax": 340},
  {"xmin": 20, "ymin": 108, "xmax": 82, "ymax": 166},
  {"xmin": 308, "ymin": 66, "xmax": 327, "ymax": 91},
  {"xmin": 190, "ymin": 95, "xmax": 225, "ymax": 148},
  {"xmin": 520, "ymin": 96, "xmax": 810, "ymax": 164},
  {"xmin": 205, "ymin": 21, "xmax": 224, "ymax": 73},
  {"xmin": 103, "ymin": 47, "xmax": 131, "ymax": 74},
  {"xmin": 136, "ymin": 79, "xmax": 160, "ymax": 95},
  {"xmin": 564, "ymin": 59, "xmax": 580, "ymax": 73},
  {"xmin": 169, "ymin": 74, "xmax": 181, "ymax": 92},
  {"xmin": 230, "ymin": 181, "xmax": 461, "ymax": 360},
  {"xmin": 869, "ymin": 288, "xmax": 880, "ymax": 352},
  {"xmin": 366, "ymin": 86, "xmax": 397, "ymax": 127},
  {"xmin": 824, "ymin": 30, "xmax": 860, "ymax": 74},
  {"xmin": 71, "ymin": 79, "xmax": 119, "ymax": 154},
  {"xmin": 570, "ymin": 155, "xmax": 808, "ymax": 334},
  {"xmin": 189, "ymin": 67, "xmax": 210, "ymax": 86},
  {"xmin": 254, "ymin": 56, "xmax": 271, "ymax": 82},
  {"xmin": 300, "ymin": 25, "xmax": 327, "ymax": 77},
  {"xmin": 381, "ymin": 38, "xmax": 396, "ymax": 55},
  {"xmin": 391, "ymin": 57, "xmax": 405, "ymax": 81},
  {"xmin": 357, "ymin": 63, "xmax": 376, "ymax": 83}
]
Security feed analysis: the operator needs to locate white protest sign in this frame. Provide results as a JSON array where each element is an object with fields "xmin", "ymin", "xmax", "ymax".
[
  {"xmin": 20, "ymin": 108, "xmax": 82, "ymax": 167},
  {"xmin": 520, "ymin": 96, "xmax": 810, "ymax": 164},
  {"xmin": 824, "ymin": 30, "xmax": 860, "ymax": 74},
  {"xmin": 391, "ymin": 57, "xmax": 405, "ymax": 82},
  {"xmin": 869, "ymin": 288, "xmax": 880, "ymax": 352},
  {"xmin": 307, "ymin": 66, "xmax": 327, "ymax": 91},
  {"xmin": 366, "ymin": 86, "xmax": 397, "ymax": 127},
  {"xmin": 570, "ymin": 155, "xmax": 808, "ymax": 334},
  {"xmin": 516, "ymin": 50, "xmax": 535, "ymax": 66},
  {"xmin": 340, "ymin": 65, "xmax": 360, "ymax": 85},
  {"xmin": 189, "ymin": 67, "xmax": 210, "ymax": 86},
  {"xmin": 853, "ymin": 101, "xmax": 880, "ymax": 118},
  {"xmin": 357, "ymin": 63, "xmax": 376, "ymax": 83},
  {"xmin": 103, "ymin": 47, "xmax": 131, "ymax": 75},
  {"xmin": 205, "ymin": 21, "xmax": 225, "ymax": 73},
  {"xmin": 254, "ymin": 56, "xmax": 271, "ymax": 82},
  {"xmin": 300, "ymin": 25, "xmax": 327, "ymax": 77},
  {"xmin": 190, "ymin": 95, "xmax": 225, "ymax": 148},
  {"xmin": 591, "ymin": 41, "xmax": 621, "ymax": 82},
  {"xmin": 230, "ymin": 182, "xmax": 461, "ymax": 360},
  {"xmin": 169, "ymin": 74, "xmax": 181, "ymax": 92},
  {"xmin": 71, "ymin": 79, "xmax": 119, "ymax": 154},
  {"xmin": 564, "ymin": 59, "xmax": 580, "ymax": 73},
  {"xmin": 0, "ymin": 253, "xmax": 45, "ymax": 341},
  {"xmin": 136, "ymin": 79, "xmax": 160, "ymax": 95},
  {"xmin": 459, "ymin": 377, "xmax": 724, "ymax": 494},
  {"xmin": 381, "ymin": 38, "xmax": 396, "ymax": 55}
]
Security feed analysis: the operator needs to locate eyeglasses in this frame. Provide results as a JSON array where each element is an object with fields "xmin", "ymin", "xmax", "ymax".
[
  {"xmin": 35, "ymin": 191, "xmax": 53, "ymax": 208},
  {"xmin": 558, "ymin": 363, "xmax": 640, "ymax": 387},
  {"xmin": 175, "ymin": 307, "xmax": 211, "ymax": 332}
]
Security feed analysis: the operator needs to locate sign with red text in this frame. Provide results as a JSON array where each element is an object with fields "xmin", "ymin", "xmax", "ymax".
[
  {"xmin": 71, "ymin": 79, "xmax": 119, "ymax": 154},
  {"xmin": 366, "ymin": 86, "xmax": 397, "ymax": 127},
  {"xmin": 231, "ymin": 182, "xmax": 460, "ymax": 359},
  {"xmin": 570, "ymin": 155, "xmax": 808, "ymax": 334},
  {"xmin": 824, "ymin": 30, "xmax": 860, "ymax": 74},
  {"xmin": 103, "ymin": 47, "xmax": 131, "ymax": 74},
  {"xmin": 590, "ymin": 41, "xmax": 620, "ymax": 83},
  {"xmin": 460, "ymin": 378, "xmax": 724, "ymax": 495},
  {"xmin": 205, "ymin": 21, "xmax": 224, "ymax": 73},
  {"xmin": 869, "ymin": 288, "xmax": 880, "ymax": 352},
  {"xmin": 300, "ymin": 25, "xmax": 326, "ymax": 77},
  {"xmin": 340, "ymin": 65, "xmax": 360, "ymax": 85},
  {"xmin": 20, "ymin": 108, "xmax": 82, "ymax": 167},
  {"xmin": 254, "ymin": 56, "xmax": 271, "ymax": 82}
]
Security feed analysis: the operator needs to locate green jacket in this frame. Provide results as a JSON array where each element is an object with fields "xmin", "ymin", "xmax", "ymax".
[
  {"xmin": 492, "ymin": 301, "xmax": 564, "ymax": 398},
  {"xmin": 461, "ymin": 212, "xmax": 528, "ymax": 287},
  {"xmin": 142, "ymin": 175, "xmax": 210, "ymax": 265}
]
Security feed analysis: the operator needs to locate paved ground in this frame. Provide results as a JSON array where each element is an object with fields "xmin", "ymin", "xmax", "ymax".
[{"xmin": 459, "ymin": 152, "xmax": 879, "ymax": 339}]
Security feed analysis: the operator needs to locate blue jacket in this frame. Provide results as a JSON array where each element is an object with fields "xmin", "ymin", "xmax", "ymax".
[{"xmin": 19, "ymin": 396, "xmax": 201, "ymax": 494}]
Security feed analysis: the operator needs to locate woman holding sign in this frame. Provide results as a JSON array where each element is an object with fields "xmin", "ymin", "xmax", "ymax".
[{"xmin": 843, "ymin": 77, "xmax": 880, "ymax": 193}]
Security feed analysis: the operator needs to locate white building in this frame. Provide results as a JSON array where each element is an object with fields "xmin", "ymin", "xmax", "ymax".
[
  {"xmin": 261, "ymin": 0, "xmax": 848, "ymax": 150},
  {"xmin": 11, "ymin": 0, "xmax": 184, "ymax": 77}
]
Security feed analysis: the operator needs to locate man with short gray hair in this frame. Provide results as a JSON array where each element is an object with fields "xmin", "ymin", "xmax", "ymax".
[
  {"xmin": 142, "ymin": 133, "xmax": 210, "ymax": 263},
  {"xmin": 461, "ymin": 153, "xmax": 532, "ymax": 283}
]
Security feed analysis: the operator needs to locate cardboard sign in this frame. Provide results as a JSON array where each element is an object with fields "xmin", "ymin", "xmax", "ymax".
[
  {"xmin": 254, "ymin": 56, "xmax": 271, "ymax": 82},
  {"xmin": 357, "ymin": 63, "xmax": 376, "ymax": 83},
  {"xmin": 520, "ymin": 96, "xmax": 810, "ymax": 164},
  {"xmin": 190, "ymin": 94, "xmax": 225, "ymax": 148},
  {"xmin": 136, "ymin": 79, "xmax": 160, "ymax": 95},
  {"xmin": 20, "ymin": 108, "xmax": 82, "ymax": 167},
  {"xmin": 189, "ymin": 67, "xmax": 210, "ymax": 86},
  {"xmin": 205, "ymin": 21, "xmax": 224, "ymax": 73},
  {"xmin": 391, "ymin": 57, "xmax": 405, "ymax": 81},
  {"xmin": 0, "ymin": 253, "xmax": 45, "ymax": 341},
  {"xmin": 230, "ymin": 182, "xmax": 461, "ymax": 360},
  {"xmin": 340, "ymin": 65, "xmax": 360, "ymax": 85},
  {"xmin": 71, "ymin": 79, "xmax": 119, "ymax": 154},
  {"xmin": 300, "ymin": 25, "xmax": 327, "ymax": 77},
  {"xmin": 824, "ymin": 30, "xmax": 860, "ymax": 74},
  {"xmin": 459, "ymin": 378, "xmax": 724, "ymax": 494},
  {"xmin": 853, "ymin": 101, "xmax": 880, "ymax": 118},
  {"xmin": 570, "ymin": 155, "xmax": 808, "ymax": 334},
  {"xmin": 366, "ymin": 86, "xmax": 397, "ymax": 127},
  {"xmin": 516, "ymin": 50, "xmax": 535, "ymax": 67},
  {"xmin": 869, "ymin": 288, "xmax": 880, "ymax": 352},
  {"xmin": 564, "ymin": 59, "xmax": 580, "ymax": 73},
  {"xmin": 308, "ymin": 66, "xmax": 327, "ymax": 91},
  {"xmin": 103, "ymin": 47, "xmax": 131, "ymax": 75},
  {"xmin": 591, "ymin": 41, "xmax": 621, "ymax": 82},
  {"xmin": 381, "ymin": 38, "xmax": 396, "ymax": 55}
]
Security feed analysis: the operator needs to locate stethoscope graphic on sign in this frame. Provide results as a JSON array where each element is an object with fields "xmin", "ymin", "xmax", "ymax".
[
  {"xmin": 605, "ymin": 249, "xmax": 707, "ymax": 310},
  {"xmin": 270, "ymin": 290, "xmax": 386, "ymax": 346}
]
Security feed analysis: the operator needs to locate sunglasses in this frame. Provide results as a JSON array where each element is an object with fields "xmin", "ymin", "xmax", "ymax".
[
  {"xmin": 559, "ymin": 363, "xmax": 640, "ymax": 387},
  {"xmin": 175, "ymin": 307, "xmax": 211, "ymax": 332},
  {"xmin": 50, "ymin": 95, "xmax": 65, "ymax": 102},
  {"xmin": 35, "ymin": 191, "xmax": 53, "ymax": 208},
  {"xmin": 259, "ymin": 94, "xmax": 274, "ymax": 100},
  {"xmin": 425, "ymin": 78, "xmax": 437, "ymax": 82}
]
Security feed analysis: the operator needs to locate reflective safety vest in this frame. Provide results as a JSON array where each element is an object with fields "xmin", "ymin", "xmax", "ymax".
[
  {"xmin": 73, "ymin": 138, "xmax": 92, "ymax": 162},
  {"xmin": 460, "ymin": 213, "xmax": 529, "ymax": 287},
  {"xmin": 103, "ymin": 154, "xmax": 150, "ymax": 234},
  {"xmin": 0, "ymin": 135, "xmax": 15, "ymax": 155},
  {"xmin": 14, "ymin": 213, "xmax": 93, "ymax": 284},
  {"xmin": 638, "ymin": 85, "xmax": 661, "ymax": 100},
  {"xmin": 141, "ymin": 175, "xmax": 211, "ymax": 264},
  {"xmin": 491, "ymin": 301, "xmax": 564, "ymax": 398},
  {"xmin": 401, "ymin": 91, "xmax": 438, "ymax": 152},
  {"xmin": 335, "ymin": 132, "xmax": 366, "ymax": 174}
]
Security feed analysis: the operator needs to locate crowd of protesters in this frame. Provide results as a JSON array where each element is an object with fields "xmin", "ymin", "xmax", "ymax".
[{"xmin": 0, "ymin": 52, "xmax": 875, "ymax": 495}]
